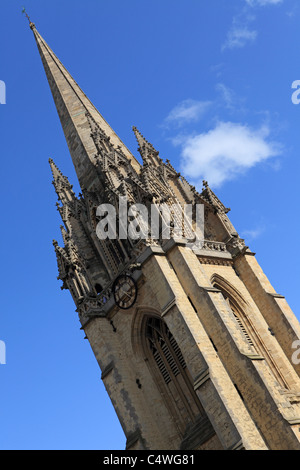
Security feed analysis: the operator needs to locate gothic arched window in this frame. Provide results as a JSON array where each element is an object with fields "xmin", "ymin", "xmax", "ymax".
[
  {"xmin": 145, "ymin": 316, "xmax": 204, "ymax": 433},
  {"xmin": 212, "ymin": 276, "xmax": 289, "ymax": 390}
]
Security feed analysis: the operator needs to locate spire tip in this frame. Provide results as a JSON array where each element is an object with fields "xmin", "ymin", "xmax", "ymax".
[{"xmin": 22, "ymin": 7, "xmax": 35, "ymax": 29}]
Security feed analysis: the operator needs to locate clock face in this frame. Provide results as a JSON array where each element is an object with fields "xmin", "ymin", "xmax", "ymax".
[{"xmin": 113, "ymin": 275, "xmax": 138, "ymax": 310}]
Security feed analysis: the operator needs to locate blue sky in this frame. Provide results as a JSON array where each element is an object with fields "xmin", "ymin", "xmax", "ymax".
[{"xmin": 0, "ymin": 0, "xmax": 300, "ymax": 450}]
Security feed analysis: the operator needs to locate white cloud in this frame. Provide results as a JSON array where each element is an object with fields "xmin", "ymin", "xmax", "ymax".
[
  {"xmin": 245, "ymin": 0, "xmax": 283, "ymax": 6},
  {"xmin": 222, "ymin": 26, "xmax": 257, "ymax": 50},
  {"xmin": 177, "ymin": 121, "xmax": 282, "ymax": 187},
  {"xmin": 216, "ymin": 83, "xmax": 247, "ymax": 115},
  {"xmin": 223, "ymin": 0, "xmax": 283, "ymax": 51},
  {"xmin": 241, "ymin": 226, "xmax": 265, "ymax": 241},
  {"xmin": 163, "ymin": 99, "xmax": 212, "ymax": 127},
  {"xmin": 216, "ymin": 83, "xmax": 239, "ymax": 110}
]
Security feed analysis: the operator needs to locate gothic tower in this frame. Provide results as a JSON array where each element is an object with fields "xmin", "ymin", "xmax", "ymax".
[{"xmin": 30, "ymin": 20, "xmax": 300, "ymax": 450}]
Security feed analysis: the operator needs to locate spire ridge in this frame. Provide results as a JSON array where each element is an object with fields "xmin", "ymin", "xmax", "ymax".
[{"xmin": 32, "ymin": 25, "xmax": 140, "ymax": 190}]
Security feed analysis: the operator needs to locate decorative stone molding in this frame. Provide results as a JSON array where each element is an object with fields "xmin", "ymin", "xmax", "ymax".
[
  {"xmin": 227, "ymin": 439, "xmax": 244, "ymax": 450},
  {"xmin": 125, "ymin": 428, "xmax": 146, "ymax": 450},
  {"xmin": 267, "ymin": 292, "xmax": 285, "ymax": 299},
  {"xmin": 198, "ymin": 257, "xmax": 233, "ymax": 266},
  {"xmin": 243, "ymin": 353, "xmax": 265, "ymax": 361},
  {"xmin": 193, "ymin": 367, "xmax": 210, "ymax": 391},
  {"xmin": 285, "ymin": 418, "xmax": 300, "ymax": 425},
  {"xmin": 226, "ymin": 234, "xmax": 247, "ymax": 258},
  {"xmin": 161, "ymin": 297, "xmax": 177, "ymax": 317},
  {"xmin": 202, "ymin": 240, "xmax": 228, "ymax": 252},
  {"xmin": 76, "ymin": 291, "xmax": 111, "ymax": 319},
  {"xmin": 101, "ymin": 361, "xmax": 115, "ymax": 380},
  {"xmin": 180, "ymin": 414, "xmax": 216, "ymax": 450},
  {"xmin": 202, "ymin": 287, "xmax": 222, "ymax": 293}
]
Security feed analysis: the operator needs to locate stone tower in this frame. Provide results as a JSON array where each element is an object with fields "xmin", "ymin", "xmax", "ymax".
[{"xmin": 30, "ymin": 21, "xmax": 300, "ymax": 450}]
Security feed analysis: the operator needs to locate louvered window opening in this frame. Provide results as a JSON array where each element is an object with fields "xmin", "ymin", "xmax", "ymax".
[
  {"xmin": 146, "ymin": 317, "xmax": 187, "ymax": 385},
  {"xmin": 223, "ymin": 294, "xmax": 254, "ymax": 347},
  {"xmin": 213, "ymin": 284, "xmax": 290, "ymax": 392},
  {"xmin": 232, "ymin": 312, "xmax": 254, "ymax": 346}
]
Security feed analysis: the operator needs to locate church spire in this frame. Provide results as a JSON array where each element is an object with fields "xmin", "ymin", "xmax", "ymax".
[{"xmin": 30, "ymin": 24, "xmax": 140, "ymax": 190}]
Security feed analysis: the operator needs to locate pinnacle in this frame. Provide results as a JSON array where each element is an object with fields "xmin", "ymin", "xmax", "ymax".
[
  {"xmin": 132, "ymin": 126, "xmax": 154, "ymax": 150},
  {"xmin": 132, "ymin": 126, "xmax": 162, "ymax": 168},
  {"xmin": 49, "ymin": 158, "xmax": 64, "ymax": 179},
  {"xmin": 49, "ymin": 158, "xmax": 69, "ymax": 181},
  {"xmin": 201, "ymin": 180, "xmax": 230, "ymax": 214},
  {"xmin": 49, "ymin": 158, "xmax": 75, "ymax": 205}
]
